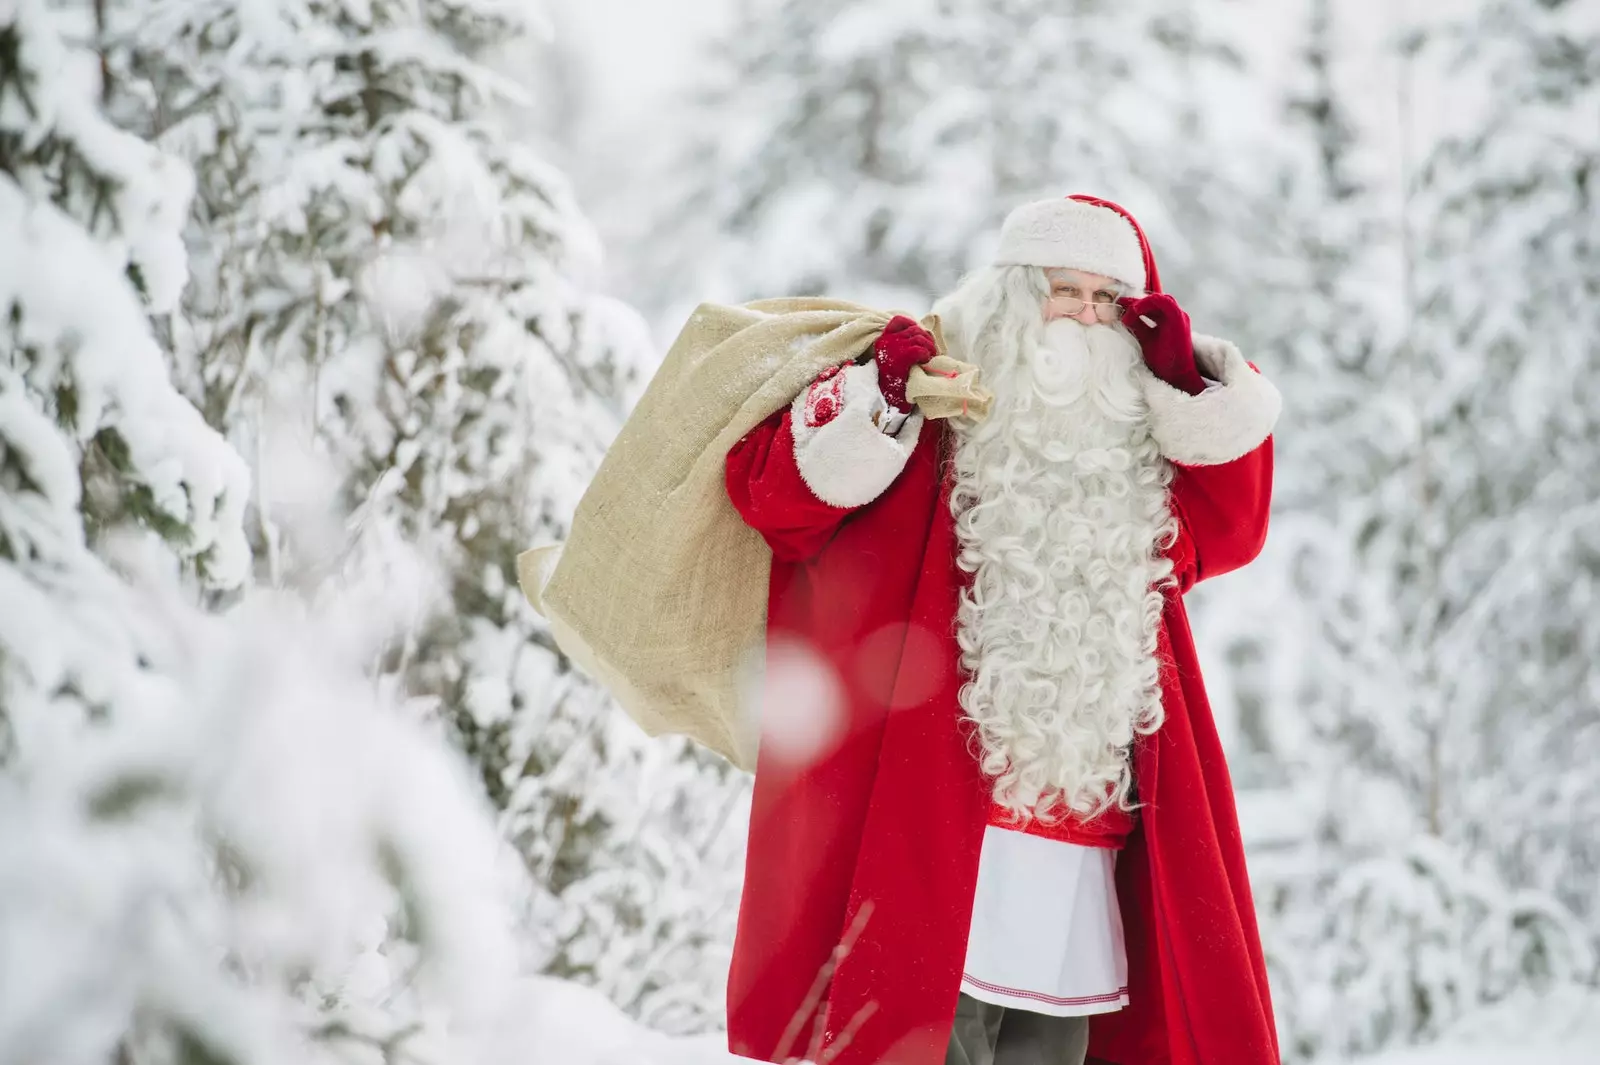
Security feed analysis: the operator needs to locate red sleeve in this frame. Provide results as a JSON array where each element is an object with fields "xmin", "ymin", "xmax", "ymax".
[
  {"xmin": 1166, "ymin": 436, "xmax": 1274, "ymax": 590},
  {"xmin": 725, "ymin": 409, "xmax": 853, "ymax": 563}
]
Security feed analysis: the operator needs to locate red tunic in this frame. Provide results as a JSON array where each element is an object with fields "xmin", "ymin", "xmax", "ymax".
[{"xmin": 723, "ymin": 407, "xmax": 1278, "ymax": 1065}]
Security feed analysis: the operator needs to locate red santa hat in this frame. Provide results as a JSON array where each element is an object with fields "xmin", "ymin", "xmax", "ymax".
[{"xmin": 992, "ymin": 193, "xmax": 1162, "ymax": 294}]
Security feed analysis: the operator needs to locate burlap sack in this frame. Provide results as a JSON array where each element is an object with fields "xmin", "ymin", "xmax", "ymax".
[
  {"xmin": 517, "ymin": 299, "xmax": 989, "ymax": 771},
  {"xmin": 907, "ymin": 353, "xmax": 993, "ymax": 422}
]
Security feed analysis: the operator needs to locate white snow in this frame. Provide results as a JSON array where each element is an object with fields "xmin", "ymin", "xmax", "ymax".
[{"xmin": 1350, "ymin": 987, "xmax": 1600, "ymax": 1065}]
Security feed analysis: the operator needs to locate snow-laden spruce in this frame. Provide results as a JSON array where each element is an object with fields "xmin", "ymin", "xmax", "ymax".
[
  {"xmin": 0, "ymin": 3, "xmax": 747, "ymax": 1060},
  {"xmin": 616, "ymin": 0, "xmax": 1265, "ymax": 337},
  {"xmin": 1194, "ymin": 1, "xmax": 1600, "ymax": 1058},
  {"xmin": 0, "ymin": 3, "xmax": 499, "ymax": 1059},
  {"xmin": 1, "ymin": 0, "xmax": 248, "ymax": 787},
  {"xmin": 100, "ymin": 0, "xmax": 747, "ymax": 1031},
  {"xmin": 0, "ymin": 0, "xmax": 249, "ymax": 591}
]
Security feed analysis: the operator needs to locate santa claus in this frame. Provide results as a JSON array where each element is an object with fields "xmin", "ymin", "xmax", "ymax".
[{"xmin": 722, "ymin": 195, "xmax": 1281, "ymax": 1065}]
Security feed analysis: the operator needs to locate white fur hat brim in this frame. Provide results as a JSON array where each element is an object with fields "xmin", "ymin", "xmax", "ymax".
[{"xmin": 993, "ymin": 198, "xmax": 1148, "ymax": 290}]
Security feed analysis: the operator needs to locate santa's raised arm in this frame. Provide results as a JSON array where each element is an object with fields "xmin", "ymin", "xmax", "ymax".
[{"xmin": 723, "ymin": 195, "xmax": 1282, "ymax": 1065}]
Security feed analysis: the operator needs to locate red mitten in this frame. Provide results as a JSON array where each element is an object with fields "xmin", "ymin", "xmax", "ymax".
[
  {"xmin": 1121, "ymin": 293, "xmax": 1206, "ymax": 396},
  {"xmin": 873, "ymin": 315, "xmax": 939, "ymax": 412}
]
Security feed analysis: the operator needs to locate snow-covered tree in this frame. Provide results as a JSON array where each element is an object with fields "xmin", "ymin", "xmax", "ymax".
[
  {"xmin": 95, "ymin": 0, "xmax": 746, "ymax": 1029},
  {"xmin": 0, "ymin": 571, "xmax": 548, "ymax": 1065},
  {"xmin": 623, "ymin": 0, "xmax": 1268, "ymax": 336},
  {"xmin": 0, "ymin": 0, "xmax": 248, "ymax": 596},
  {"xmin": 2, "ymin": 1, "xmax": 751, "ymax": 1053},
  {"xmin": 1236, "ymin": 0, "xmax": 1600, "ymax": 1057},
  {"xmin": 1, "ymin": 0, "xmax": 248, "ymax": 774},
  {"xmin": 0, "ymin": 3, "xmax": 483, "ymax": 1058},
  {"xmin": 1407, "ymin": 0, "xmax": 1600, "ymax": 936}
]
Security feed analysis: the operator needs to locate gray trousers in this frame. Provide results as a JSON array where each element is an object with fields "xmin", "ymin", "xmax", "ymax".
[{"xmin": 945, "ymin": 994, "xmax": 1090, "ymax": 1065}]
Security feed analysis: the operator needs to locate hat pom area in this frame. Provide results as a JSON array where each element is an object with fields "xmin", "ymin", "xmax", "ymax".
[{"xmin": 992, "ymin": 197, "xmax": 1150, "ymax": 291}]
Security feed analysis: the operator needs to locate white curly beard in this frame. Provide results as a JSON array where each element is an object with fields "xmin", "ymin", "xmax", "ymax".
[{"xmin": 939, "ymin": 269, "xmax": 1177, "ymax": 823}]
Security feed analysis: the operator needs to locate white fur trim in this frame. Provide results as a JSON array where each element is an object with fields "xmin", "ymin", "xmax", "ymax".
[
  {"xmin": 791, "ymin": 361, "xmax": 924, "ymax": 508},
  {"xmin": 1142, "ymin": 334, "xmax": 1282, "ymax": 466},
  {"xmin": 993, "ymin": 199, "xmax": 1147, "ymax": 289}
]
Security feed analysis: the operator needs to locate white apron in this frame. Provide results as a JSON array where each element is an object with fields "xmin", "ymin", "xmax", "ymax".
[{"xmin": 960, "ymin": 825, "xmax": 1129, "ymax": 1017}]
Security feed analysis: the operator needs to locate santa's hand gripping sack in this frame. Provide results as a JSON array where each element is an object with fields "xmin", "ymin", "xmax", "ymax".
[{"xmin": 722, "ymin": 196, "xmax": 1282, "ymax": 1065}]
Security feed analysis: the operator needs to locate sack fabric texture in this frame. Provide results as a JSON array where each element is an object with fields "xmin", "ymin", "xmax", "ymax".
[{"xmin": 516, "ymin": 298, "xmax": 988, "ymax": 770}]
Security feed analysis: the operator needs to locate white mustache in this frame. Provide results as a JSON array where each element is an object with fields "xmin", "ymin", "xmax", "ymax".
[{"xmin": 1031, "ymin": 320, "xmax": 1150, "ymax": 421}]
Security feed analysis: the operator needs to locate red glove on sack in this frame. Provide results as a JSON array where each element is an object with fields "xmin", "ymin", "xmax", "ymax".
[
  {"xmin": 872, "ymin": 315, "xmax": 939, "ymax": 412},
  {"xmin": 1120, "ymin": 293, "xmax": 1206, "ymax": 396}
]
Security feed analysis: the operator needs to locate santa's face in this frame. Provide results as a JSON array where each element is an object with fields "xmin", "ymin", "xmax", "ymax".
[{"xmin": 1043, "ymin": 268, "xmax": 1128, "ymax": 327}]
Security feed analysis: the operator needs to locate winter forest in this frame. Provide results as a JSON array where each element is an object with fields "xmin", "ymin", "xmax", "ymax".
[{"xmin": 1, "ymin": 0, "xmax": 1596, "ymax": 1061}]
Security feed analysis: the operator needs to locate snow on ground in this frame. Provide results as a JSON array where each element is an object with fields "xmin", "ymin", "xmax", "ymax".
[
  {"xmin": 540, "ymin": 978, "xmax": 1600, "ymax": 1065},
  {"xmin": 527, "ymin": 971, "xmax": 1600, "ymax": 1065},
  {"xmin": 1366, "ymin": 1044, "xmax": 1598, "ymax": 1065},
  {"xmin": 1351, "ymin": 987, "xmax": 1600, "ymax": 1065}
]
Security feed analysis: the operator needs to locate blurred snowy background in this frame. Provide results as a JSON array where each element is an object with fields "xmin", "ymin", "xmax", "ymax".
[{"xmin": 0, "ymin": 0, "xmax": 1596, "ymax": 1063}]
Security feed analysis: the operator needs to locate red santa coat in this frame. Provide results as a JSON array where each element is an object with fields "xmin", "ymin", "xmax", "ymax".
[{"xmin": 722, "ymin": 336, "xmax": 1281, "ymax": 1065}]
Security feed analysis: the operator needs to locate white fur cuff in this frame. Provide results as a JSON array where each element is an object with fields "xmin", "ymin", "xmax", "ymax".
[
  {"xmin": 1143, "ymin": 335, "xmax": 1281, "ymax": 466},
  {"xmin": 790, "ymin": 361, "xmax": 924, "ymax": 508}
]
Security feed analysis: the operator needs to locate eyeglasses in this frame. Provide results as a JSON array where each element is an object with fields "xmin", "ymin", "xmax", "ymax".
[{"xmin": 1046, "ymin": 294, "xmax": 1126, "ymax": 323}]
